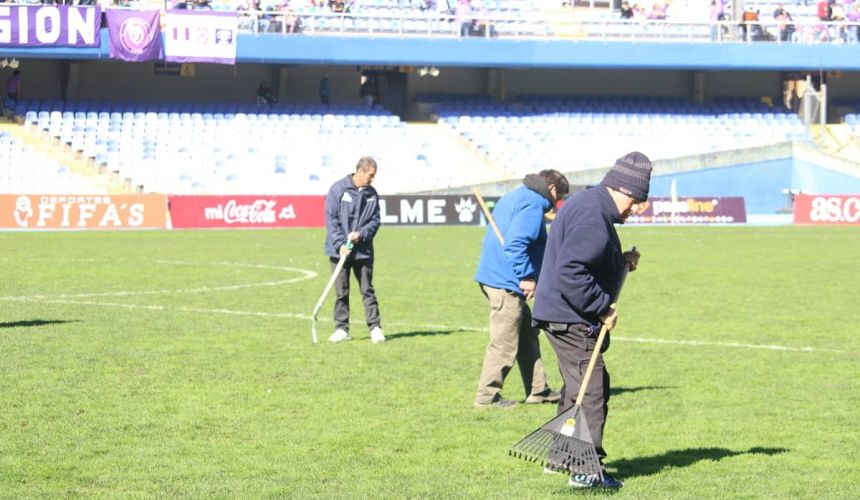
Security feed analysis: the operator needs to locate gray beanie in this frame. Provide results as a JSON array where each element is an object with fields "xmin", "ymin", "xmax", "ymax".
[{"xmin": 601, "ymin": 151, "xmax": 652, "ymax": 202}]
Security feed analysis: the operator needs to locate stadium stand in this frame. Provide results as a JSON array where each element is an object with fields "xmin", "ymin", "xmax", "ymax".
[
  {"xmin": 0, "ymin": 130, "xmax": 102, "ymax": 194},
  {"xmin": 428, "ymin": 94, "xmax": 811, "ymax": 177},
  {"xmin": 14, "ymin": 100, "xmax": 501, "ymax": 194}
]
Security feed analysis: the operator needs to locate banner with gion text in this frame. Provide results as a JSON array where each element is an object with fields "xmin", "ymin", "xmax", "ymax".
[{"xmin": 0, "ymin": 5, "xmax": 101, "ymax": 47}]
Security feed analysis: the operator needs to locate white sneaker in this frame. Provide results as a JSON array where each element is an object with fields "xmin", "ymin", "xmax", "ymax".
[
  {"xmin": 328, "ymin": 328, "xmax": 351, "ymax": 343},
  {"xmin": 370, "ymin": 326, "xmax": 386, "ymax": 344}
]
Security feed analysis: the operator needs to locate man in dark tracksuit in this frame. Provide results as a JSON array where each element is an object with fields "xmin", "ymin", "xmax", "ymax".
[
  {"xmin": 324, "ymin": 156, "xmax": 384, "ymax": 344},
  {"xmin": 533, "ymin": 151, "xmax": 652, "ymax": 489}
]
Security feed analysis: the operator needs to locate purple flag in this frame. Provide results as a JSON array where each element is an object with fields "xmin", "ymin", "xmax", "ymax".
[
  {"xmin": 0, "ymin": 5, "xmax": 101, "ymax": 47},
  {"xmin": 107, "ymin": 9, "xmax": 163, "ymax": 62}
]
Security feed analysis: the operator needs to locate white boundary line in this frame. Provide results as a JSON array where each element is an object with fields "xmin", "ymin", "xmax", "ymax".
[
  {"xmin": 2, "ymin": 296, "xmax": 841, "ymax": 354},
  {"xmin": 0, "ymin": 260, "xmax": 318, "ymax": 300},
  {"xmin": 0, "ymin": 259, "xmax": 840, "ymax": 354}
]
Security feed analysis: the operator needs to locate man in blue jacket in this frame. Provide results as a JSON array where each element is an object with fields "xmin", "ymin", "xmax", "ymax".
[
  {"xmin": 325, "ymin": 156, "xmax": 384, "ymax": 344},
  {"xmin": 474, "ymin": 169, "xmax": 569, "ymax": 408},
  {"xmin": 533, "ymin": 151, "xmax": 651, "ymax": 489}
]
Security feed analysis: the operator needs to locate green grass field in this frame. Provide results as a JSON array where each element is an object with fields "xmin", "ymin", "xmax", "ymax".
[{"xmin": 1, "ymin": 226, "xmax": 858, "ymax": 498}]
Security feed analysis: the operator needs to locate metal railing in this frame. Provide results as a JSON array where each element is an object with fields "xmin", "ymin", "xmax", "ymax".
[{"xmin": 235, "ymin": 9, "xmax": 860, "ymax": 45}]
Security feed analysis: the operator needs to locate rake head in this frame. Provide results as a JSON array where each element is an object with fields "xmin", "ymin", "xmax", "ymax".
[{"xmin": 509, "ymin": 405, "xmax": 603, "ymax": 478}]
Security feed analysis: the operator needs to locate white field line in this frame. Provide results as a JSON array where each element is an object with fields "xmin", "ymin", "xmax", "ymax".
[
  {"xmin": 1, "ymin": 261, "xmax": 318, "ymax": 300},
  {"xmin": 2, "ymin": 295, "xmax": 842, "ymax": 354}
]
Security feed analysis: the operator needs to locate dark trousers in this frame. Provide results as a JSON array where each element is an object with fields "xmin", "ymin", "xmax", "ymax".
[
  {"xmin": 331, "ymin": 256, "xmax": 380, "ymax": 332},
  {"xmin": 544, "ymin": 325, "xmax": 611, "ymax": 462}
]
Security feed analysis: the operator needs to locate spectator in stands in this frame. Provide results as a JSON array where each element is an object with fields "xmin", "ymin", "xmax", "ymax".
[
  {"xmin": 325, "ymin": 156, "xmax": 385, "ymax": 345},
  {"xmin": 739, "ymin": 7, "xmax": 766, "ymax": 40},
  {"xmin": 471, "ymin": 0, "xmax": 497, "ymax": 37},
  {"xmin": 251, "ymin": 0, "xmax": 271, "ymax": 33},
  {"xmin": 847, "ymin": 3, "xmax": 860, "ymax": 42},
  {"xmin": 620, "ymin": 1, "xmax": 635, "ymax": 19},
  {"xmin": 6, "ymin": 70, "xmax": 20, "ymax": 108},
  {"xmin": 319, "ymin": 72, "xmax": 331, "ymax": 105},
  {"xmin": 457, "ymin": 0, "xmax": 472, "ymax": 38},
  {"xmin": 709, "ymin": 0, "xmax": 724, "ymax": 40},
  {"xmin": 830, "ymin": 1, "xmax": 847, "ymax": 40},
  {"xmin": 817, "ymin": 0, "xmax": 831, "ymax": 21},
  {"xmin": 359, "ymin": 75, "xmax": 376, "ymax": 109},
  {"xmin": 647, "ymin": 2, "xmax": 667, "ymax": 19},
  {"xmin": 473, "ymin": 169, "xmax": 569, "ymax": 409},
  {"xmin": 195, "ymin": 0, "xmax": 213, "ymax": 10},
  {"xmin": 257, "ymin": 81, "xmax": 276, "ymax": 105},
  {"xmin": 284, "ymin": 9, "xmax": 303, "ymax": 33},
  {"xmin": 773, "ymin": 4, "xmax": 795, "ymax": 41}
]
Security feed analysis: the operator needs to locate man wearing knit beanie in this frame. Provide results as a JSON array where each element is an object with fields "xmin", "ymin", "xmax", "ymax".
[{"xmin": 531, "ymin": 151, "xmax": 651, "ymax": 489}]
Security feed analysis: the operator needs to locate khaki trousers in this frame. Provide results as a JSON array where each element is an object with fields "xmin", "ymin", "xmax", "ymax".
[{"xmin": 475, "ymin": 284, "xmax": 549, "ymax": 404}]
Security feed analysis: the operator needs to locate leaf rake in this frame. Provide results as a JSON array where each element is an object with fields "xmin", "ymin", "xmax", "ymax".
[{"xmin": 509, "ymin": 252, "xmax": 634, "ymax": 478}]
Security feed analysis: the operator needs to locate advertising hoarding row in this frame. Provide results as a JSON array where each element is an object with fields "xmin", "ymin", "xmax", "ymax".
[
  {"xmin": 3, "ymin": 193, "xmax": 858, "ymax": 229},
  {"xmin": 792, "ymin": 194, "xmax": 860, "ymax": 225},
  {"xmin": 0, "ymin": 194, "xmax": 497, "ymax": 230}
]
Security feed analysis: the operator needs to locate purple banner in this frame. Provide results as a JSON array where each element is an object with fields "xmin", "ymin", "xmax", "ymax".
[
  {"xmin": 107, "ymin": 9, "xmax": 163, "ymax": 62},
  {"xmin": 626, "ymin": 196, "xmax": 747, "ymax": 224},
  {"xmin": 0, "ymin": 5, "xmax": 101, "ymax": 47}
]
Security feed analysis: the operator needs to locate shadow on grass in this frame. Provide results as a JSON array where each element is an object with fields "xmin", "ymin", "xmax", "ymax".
[
  {"xmin": 610, "ymin": 446, "xmax": 788, "ymax": 479},
  {"xmin": 385, "ymin": 329, "xmax": 468, "ymax": 341},
  {"xmin": 0, "ymin": 319, "xmax": 80, "ymax": 329},
  {"xmin": 609, "ymin": 385, "xmax": 675, "ymax": 397}
]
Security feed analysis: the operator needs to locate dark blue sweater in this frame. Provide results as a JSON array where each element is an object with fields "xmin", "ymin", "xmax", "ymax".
[
  {"xmin": 533, "ymin": 186, "xmax": 626, "ymax": 326},
  {"xmin": 324, "ymin": 174, "xmax": 380, "ymax": 260}
]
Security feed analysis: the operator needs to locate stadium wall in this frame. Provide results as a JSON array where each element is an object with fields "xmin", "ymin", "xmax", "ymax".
[
  {"xmin": 10, "ymin": 61, "xmax": 847, "ymax": 106},
  {"xmin": 650, "ymin": 159, "xmax": 860, "ymax": 214}
]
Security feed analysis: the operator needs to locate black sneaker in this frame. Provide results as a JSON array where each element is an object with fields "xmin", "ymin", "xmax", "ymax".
[{"xmin": 569, "ymin": 472, "xmax": 623, "ymax": 489}]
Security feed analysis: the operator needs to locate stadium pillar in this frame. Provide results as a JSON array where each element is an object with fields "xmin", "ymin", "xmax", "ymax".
[
  {"xmin": 487, "ymin": 69, "xmax": 505, "ymax": 101},
  {"xmin": 693, "ymin": 71, "xmax": 705, "ymax": 104},
  {"xmin": 66, "ymin": 61, "xmax": 80, "ymax": 102}
]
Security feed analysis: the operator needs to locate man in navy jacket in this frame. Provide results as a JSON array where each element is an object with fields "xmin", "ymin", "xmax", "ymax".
[
  {"xmin": 324, "ymin": 157, "xmax": 384, "ymax": 344},
  {"xmin": 474, "ymin": 170, "xmax": 569, "ymax": 408},
  {"xmin": 533, "ymin": 151, "xmax": 651, "ymax": 489}
]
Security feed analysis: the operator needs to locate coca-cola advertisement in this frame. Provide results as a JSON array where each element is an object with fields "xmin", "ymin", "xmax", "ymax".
[
  {"xmin": 168, "ymin": 195, "xmax": 325, "ymax": 229},
  {"xmin": 793, "ymin": 194, "xmax": 860, "ymax": 225}
]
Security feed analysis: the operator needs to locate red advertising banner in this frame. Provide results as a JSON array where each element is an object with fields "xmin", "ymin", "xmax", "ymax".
[
  {"xmin": 793, "ymin": 194, "xmax": 860, "ymax": 225},
  {"xmin": 168, "ymin": 195, "xmax": 325, "ymax": 228},
  {"xmin": 0, "ymin": 194, "xmax": 167, "ymax": 229},
  {"xmin": 626, "ymin": 196, "xmax": 747, "ymax": 224}
]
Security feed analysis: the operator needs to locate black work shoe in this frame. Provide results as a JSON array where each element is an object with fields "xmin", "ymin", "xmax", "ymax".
[
  {"xmin": 569, "ymin": 472, "xmax": 623, "ymax": 489},
  {"xmin": 474, "ymin": 396, "xmax": 518, "ymax": 409},
  {"xmin": 525, "ymin": 388, "xmax": 561, "ymax": 404}
]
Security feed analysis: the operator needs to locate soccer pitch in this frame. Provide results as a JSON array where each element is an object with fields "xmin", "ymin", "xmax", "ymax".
[{"xmin": 1, "ymin": 226, "xmax": 858, "ymax": 498}]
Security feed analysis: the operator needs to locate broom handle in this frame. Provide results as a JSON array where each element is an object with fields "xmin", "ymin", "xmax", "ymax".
[
  {"xmin": 473, "ymin": 187, "xmax": 504, "ymax": 245},
  {"xmin": 573, "ymin": 253, "xmax": 633, "ymax": 407}
]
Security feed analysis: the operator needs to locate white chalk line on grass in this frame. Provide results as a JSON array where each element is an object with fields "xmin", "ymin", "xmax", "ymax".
[
  {"xmin": 610, "ymin": 336, "xmax": 844, "ymax": 354},
  {"xmin": 0, "ymin": 260, "xmax": 318, "ymax": 301},
  {"xmin": 4, "ymin": 295, "xmax": 842, "ymax": 354}
]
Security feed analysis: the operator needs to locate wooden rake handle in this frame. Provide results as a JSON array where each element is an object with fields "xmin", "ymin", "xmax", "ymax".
[
  {"xmin": 473, "ymin": 187, "xmax": 504, "ymax": 246},
  {"xmin": 573, "ymin": 253, "xmax": 633, "ymax": 407}
]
